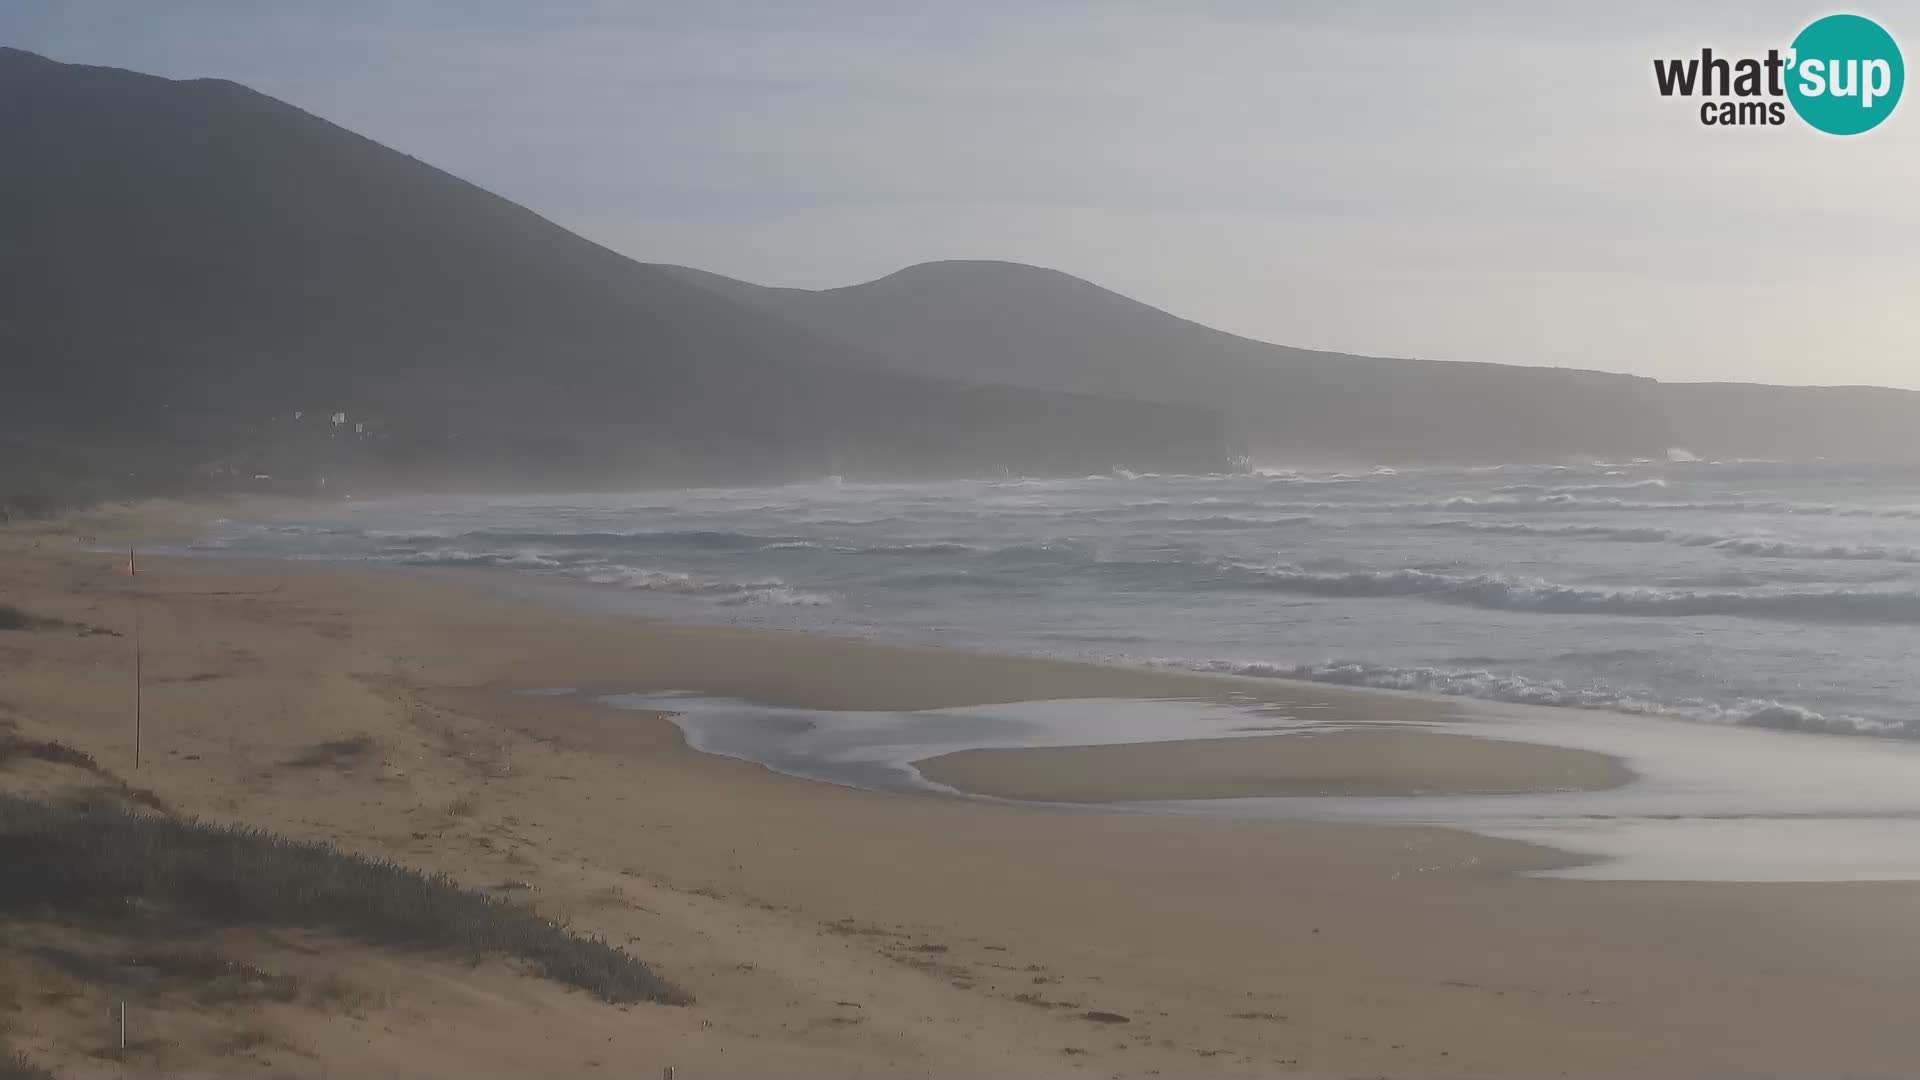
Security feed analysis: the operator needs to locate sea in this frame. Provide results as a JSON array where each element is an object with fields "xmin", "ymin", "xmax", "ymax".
[{"xmin": 194, "ymin": 457, "xmax": 1920, "ymax": 742}]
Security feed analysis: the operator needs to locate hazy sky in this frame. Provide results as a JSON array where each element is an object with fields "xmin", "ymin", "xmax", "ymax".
[{"xmin": 5, "ymin": 2, "xmax": 1916, "ymax": 387}]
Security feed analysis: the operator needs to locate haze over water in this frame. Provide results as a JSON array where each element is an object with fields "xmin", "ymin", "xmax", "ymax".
[{"xmin": 199, "ymin": 458, "xmax": 1920, "ymax": 742}]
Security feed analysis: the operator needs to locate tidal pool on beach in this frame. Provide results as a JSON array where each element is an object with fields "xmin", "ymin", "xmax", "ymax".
[
  {"xmin": 597, "ymin": 690, "xmax": 1920, "ymax": 883},
  {"xmin": 598, "ymin": 692, "xmax": 1323, "ymax": 797}
]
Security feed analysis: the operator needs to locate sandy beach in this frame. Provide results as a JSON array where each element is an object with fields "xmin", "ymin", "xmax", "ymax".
[{"xmin": 6, "ymin": 499, "xmax": 1920, "ymax": 1078}]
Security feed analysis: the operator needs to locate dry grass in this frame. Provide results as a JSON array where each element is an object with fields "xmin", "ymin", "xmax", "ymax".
[
  {"xmin": 211, "ymin": 1021, "xmax": 281, "ymax": 1057},
  {"xmin": 120, "ymin": 947, "xmax": 305, "ymax": 1005},
  {"xmin": 0, "ymin": 921, "xmax": 380, "ymax": 1077},
  {"xmin": 284, "ymin": 734, "xmax": 379, "ymax": 770},
  {"xmin": 0, "ymin": 795, "xmax": 688, "ymax": 1005},
  {"xmin": 1, "ymin": 1051, "xmax": 57, "ymax": 1080},
  {"xmin": 0, "ymin": 605, "xmax": 59, "ymax": 633},
  {"xmin": 0, "ymin": 736, "xmax": 98, "ymax": 772},
  {"xmin": 91, "ymin": 1035, "xmax": 175, "ymax": 1064},
  {"xmin": 0, "ymin": 737, "xmax": 167, "ymax": 813}
]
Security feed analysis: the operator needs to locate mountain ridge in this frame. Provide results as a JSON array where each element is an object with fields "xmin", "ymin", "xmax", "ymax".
[
  {"xmin": 0, "ymin": 48, "xmax": 1227, "ymax": 498},
  {"xmin": 684, "ymin": 258, "xmax": 1920, "ymax": 392},
  {"xmin": 659, "ymin": 259, "xmax": 1920, "ymax": 463}
]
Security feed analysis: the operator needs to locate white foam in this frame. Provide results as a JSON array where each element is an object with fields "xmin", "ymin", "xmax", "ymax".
[
  {"xmin": 1240, "ymin": 564, "xmax": 1920, "ymax": 623},
  {"xmin": 601, "ymin": 692, "xmax": 1307, "ymax": 796},
  {"xmin": 573, "ymin": 565, "xmax": 833, "ymax": 606},
  {"xmin": 400, "ymin": 548, "xmax": 565, "ymax": 569},
  {"xmin": 1151, "ymin": 658, "xmax": 1908, "ymax": 738},
  {"xmin": 1415, "ymin": 520, "xmax": 1920, "ymax": 562},
  {"xmin": 715, "ymin": 585, "xmax": 834, "ymax": 607},
  {"xmin": 1544, "ymin": 477, "xmax": 1669, "ymax": 495}
]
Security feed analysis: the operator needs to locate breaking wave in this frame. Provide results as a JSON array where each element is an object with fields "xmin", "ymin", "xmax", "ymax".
[
  {"xmin": 1693, "ymin": 537, "xmax": 1920, "ymax": 562},
  {"xmin": 1164, "ymin": 514, "xmax": 1318, "ymax": 530},
  {"xmin": 1128, "ymin": 494, "xmax": 1920, "ymax": 517},
  {"xmin": 200, "ymin": 463, "xmax": 1920, "ymax": 748},
  {"xmin": 1546, "ymin": 477, "xmax": 1671, "ymax": 495},
  {"xmin": 1384, "ymin": 495, "xmax": 1920, "ymax": 516},
  {"xmin": 763, "ymin": 540, "xmax": 978, "ymax": 556},
  {"xmin": 575, "ymin": 565, "xmax": 833, "ymax": 606},
  {"xmin": 397, "ymin": 547, "xmax": 567, "ymax": 570},
  {"xmin": 390, "ymin": 550, "xmax": 834, "ymax": 607},
  {"xmin": 853, "ymin": 541, "xmax": 979, "ymax": 556},
  {"xmin": 1156, "ymin": 658, "xmax": 1911, "ymax": 738},
  {"xmin": 1416, "ymin": 521, "xmax": 1920, "ymax": 562},
  {"xmin": 1416, "ymin": 520, "xmax": 1674, "ymax": 541},
  {"xmin": 1239, "ymin": 564, "xmax": 1920, "ymax": 623},
  {"xmin": 451, "ymin": 528, "xmax": 787, "ymax": 550}
]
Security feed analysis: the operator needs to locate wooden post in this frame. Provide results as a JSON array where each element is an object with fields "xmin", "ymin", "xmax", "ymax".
[{"xmin": 132, "ymin": 590, "xmax": 142, "ymax": 771}]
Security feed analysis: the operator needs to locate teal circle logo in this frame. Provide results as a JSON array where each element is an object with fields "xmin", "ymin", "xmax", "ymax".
[{"xmin": 1787, "ymin": 14, "xmax": 1904, "ymax": 134}]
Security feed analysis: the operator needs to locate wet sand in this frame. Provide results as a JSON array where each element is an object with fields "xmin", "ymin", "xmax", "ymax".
[
  {"xmin": 5, "ymin": 499, "xmax": 1920, "ymax": 1077},
  {"xmin": 916, "ymin": 729, "xmax": 1631, "ymax": 802}
]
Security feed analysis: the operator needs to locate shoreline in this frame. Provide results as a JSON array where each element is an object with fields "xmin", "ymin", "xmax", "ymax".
[
  {"xmin": 165, "ymin": 490, "xmax": 1920, "ymax": 749},
  {"xmin": 116, "ymin": 497, "xmax": 1583, "ymax": 737},
  {"xmin": 10, "ymin": 500, "xmax": 1920, "ymax": 1076},
  {"xmin": 49, "ymin": 498, "xmax": 1920, "ymax": 876}
]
